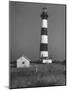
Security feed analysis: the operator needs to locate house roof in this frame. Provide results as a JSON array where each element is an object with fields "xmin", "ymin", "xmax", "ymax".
[{"xmin": 18, "ymin": 55, "xmax": 31, "ymax": 61}]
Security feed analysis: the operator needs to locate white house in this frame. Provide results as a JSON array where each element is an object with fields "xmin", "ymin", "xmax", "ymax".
[{"xmin": 17, "ymin": 55, "xmax": 31, "ymax": 68}]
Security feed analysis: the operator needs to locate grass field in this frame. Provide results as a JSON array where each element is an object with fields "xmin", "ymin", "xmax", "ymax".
[{"xmin": 10, "ymin": 63, "xmax": 66, "ymax": 89}]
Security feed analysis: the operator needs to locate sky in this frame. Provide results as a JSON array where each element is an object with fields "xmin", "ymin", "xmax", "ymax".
[{"xmin": 9, "ymin": 1, "xmax": 66, "ymax": 61}]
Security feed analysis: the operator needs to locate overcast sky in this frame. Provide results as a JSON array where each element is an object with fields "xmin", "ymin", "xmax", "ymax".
[{"xmin": 9, "ymin": 1, "xmax": 66, "ymax": 61}]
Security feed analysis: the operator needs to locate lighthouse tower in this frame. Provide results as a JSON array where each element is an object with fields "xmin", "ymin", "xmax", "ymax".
[{"xmin": 40, "ymin": 8, "xmax": 52, "ymax": 64}]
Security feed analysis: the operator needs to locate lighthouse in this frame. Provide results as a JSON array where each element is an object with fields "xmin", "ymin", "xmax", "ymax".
[{"xmin": 40, "ymin": 7, "xmax": 52, "ymax": 64}]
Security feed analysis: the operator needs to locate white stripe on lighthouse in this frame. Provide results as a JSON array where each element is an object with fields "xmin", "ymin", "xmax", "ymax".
[
  {"xmin": 42, "ymin": 19, "xmax": 48, "ymax": 28},
  {"xmin": 40, "ymin": 51, "xmax": 48, "ymax": 57},
  {"xmin": 41, "ymin": 35, "xmax": 48, "ymax": 43}
]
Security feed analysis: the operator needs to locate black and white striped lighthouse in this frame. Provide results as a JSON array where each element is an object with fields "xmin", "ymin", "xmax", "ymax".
[{"xmin": 40, "ymin": 7, "xmax": 52, "ymax": 63}]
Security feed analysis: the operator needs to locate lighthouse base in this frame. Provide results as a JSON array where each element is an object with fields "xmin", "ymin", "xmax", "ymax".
[{"xmin": 42, "ymin": 59, "xmax": 52, "ymax": 64}]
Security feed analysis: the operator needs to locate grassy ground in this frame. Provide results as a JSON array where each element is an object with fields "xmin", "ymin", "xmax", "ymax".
[{"xmin": 10, "ymin": 63, "xmax": 66, "ymax": 89}]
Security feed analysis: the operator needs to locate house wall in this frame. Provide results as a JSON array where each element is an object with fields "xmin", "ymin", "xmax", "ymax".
[
  {"xmin": 9, "ymin": 1, "xmax": 65, "ymax": 61},
  {"xmin": 17, "ymin": 57, "xmax": 30, "ymax": 68}
]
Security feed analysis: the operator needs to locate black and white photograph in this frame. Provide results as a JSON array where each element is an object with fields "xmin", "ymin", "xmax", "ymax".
[{"xmin": 9, "ymin": 1, "xmax": 66, "ymax": 89}]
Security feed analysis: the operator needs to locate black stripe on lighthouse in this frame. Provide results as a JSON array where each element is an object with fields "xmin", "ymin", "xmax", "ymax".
[
  {"xmin": 41, "ymin": 28, "xmax": 48, "ymax": 35},
  {"xmin": 41, "ymin": 12, "xmax": 48, "ymax": 19},
  {"xmin": 40, "ymin": 44, "xmax": 48, "ymax": 51},
  {"xmin": 41, "ymin": 28, "xmax": 47, "ymax": 31}
]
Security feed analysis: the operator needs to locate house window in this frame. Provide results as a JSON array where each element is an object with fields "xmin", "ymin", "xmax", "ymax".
[{"xmin": 22, "ymin": 62, "xmax": 25, "ymax": 64}]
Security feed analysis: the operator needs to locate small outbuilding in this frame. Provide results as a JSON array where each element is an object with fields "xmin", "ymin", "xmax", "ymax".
[{"xmin": 17, "ymin": 55, "xmax": 31, "ymax": 68}]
